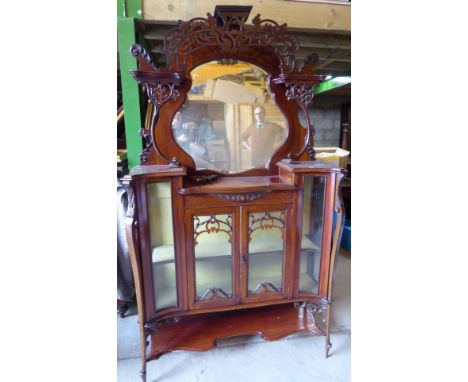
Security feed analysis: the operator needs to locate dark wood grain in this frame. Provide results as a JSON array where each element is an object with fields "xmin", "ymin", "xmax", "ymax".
[{"xmin": 148, "ymin": 303, "xmax": 324, "ymax": 361}]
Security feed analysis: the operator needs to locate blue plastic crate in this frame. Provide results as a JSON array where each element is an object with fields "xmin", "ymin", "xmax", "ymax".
[{"xmin": 341, "ymin": 223, "xmax": 351, "ymax": 251}]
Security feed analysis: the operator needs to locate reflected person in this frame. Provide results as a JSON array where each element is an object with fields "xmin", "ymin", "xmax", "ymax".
[{"xmin": 241, "ymin": 106, "xmax": 283, "ymax": 167}]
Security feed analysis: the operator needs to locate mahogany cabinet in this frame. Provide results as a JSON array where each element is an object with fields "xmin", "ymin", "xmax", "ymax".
[{"xmin": 123, "ymin": 8, "xmax": 345, "ymax": 381}]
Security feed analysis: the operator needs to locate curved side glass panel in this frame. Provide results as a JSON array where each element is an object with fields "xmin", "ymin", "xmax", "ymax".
[
  {"xmin": 298, "ymin": 176, "xmax": 326, "ymax": 294},
  {"xmin": 147, "ymin": 182, "xmax": 178, "ymax": 311},
  {"xmin": 172, "ymin": 61, "xmax": 288, "ymax": 173}
]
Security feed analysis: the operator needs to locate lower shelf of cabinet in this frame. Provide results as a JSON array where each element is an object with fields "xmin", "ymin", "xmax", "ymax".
[{"xmin": 148, "ymin": 303, "xmax": 325, "ymax": 361}]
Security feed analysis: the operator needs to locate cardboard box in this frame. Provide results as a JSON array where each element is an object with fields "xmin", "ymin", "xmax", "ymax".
[
  {"xmin": 203, "ymin": 79, "xmax": 216, "ymax": 98},
  {"xmin": 314, "ymin": 147, "xmax": 350, "ymax": 168},
  {"xmin": 244, "ymin": 83, "xmax": 266, "ymax": 102},
  {"xmin": 212, "ymin": 79, "xmax": 257, "ymax": 104}
]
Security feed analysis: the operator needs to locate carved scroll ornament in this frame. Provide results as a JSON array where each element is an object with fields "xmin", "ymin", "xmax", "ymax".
[
  {"xmin": 193, "ymin": 214, "xmax": 233, "ymax": 245},
  {"xmin": 249, "ymin": 211, "xmax": 286, "ymax": 241},
  {"xmin": 272, "ymin": 54, "xmax": 327, "ymax": 161},
  {"xmin": 211, "ymin": 191, "xmax": 271, "ymax": 203}
]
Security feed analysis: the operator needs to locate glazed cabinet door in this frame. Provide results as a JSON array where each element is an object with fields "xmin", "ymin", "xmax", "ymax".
[
  {"xmin": 296, "ymin": 174, "xmax": 335, "ymax": 298},
  {"xmin": 186, "ymin": 207, "xmax": 240, "ymax": 309},
  {"xmin": 240, "ymin": 204, "xmax": 293, "ymax": 303}
]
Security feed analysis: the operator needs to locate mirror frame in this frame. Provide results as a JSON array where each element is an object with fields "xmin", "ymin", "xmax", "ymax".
[{"xmin": 131, "ymin": 13, "xmax": 326, "ymax": 176}]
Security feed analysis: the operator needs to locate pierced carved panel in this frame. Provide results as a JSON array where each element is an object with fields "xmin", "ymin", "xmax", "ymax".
[
  {"xmin": 193, "ymin": 214, "xmax": 233, "ymax": 245},
  {"xmin": 249, "ymin": 282, "xmax": 280, "ymax": 295},
  {"xmin": 196, "ymin": 287, "xmax": 232, "ymax": 302},
  {"xmin": 248, "ymin": 211, "xmax": 286, "ymax": 242}
]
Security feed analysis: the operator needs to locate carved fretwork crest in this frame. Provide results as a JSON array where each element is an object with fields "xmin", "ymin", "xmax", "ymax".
[{"xmin": 163, "ymin": 13, "xmax": 300, "ymax": 73}]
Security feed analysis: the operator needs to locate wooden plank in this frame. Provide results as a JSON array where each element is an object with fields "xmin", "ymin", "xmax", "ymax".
[{"xmin": 142, "ymin": 0, "xmax": 350, "ymax": 32}]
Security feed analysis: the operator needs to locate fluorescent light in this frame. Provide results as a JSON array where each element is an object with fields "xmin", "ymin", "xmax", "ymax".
[{"xmin": 333, "ymin": 76, "xmax": 351, "ymax": 84}]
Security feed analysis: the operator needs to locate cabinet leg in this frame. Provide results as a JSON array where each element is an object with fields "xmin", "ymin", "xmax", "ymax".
[
  {"xmin": 325, "ymin": 305, "xmax": 332, "ymax": 358},
  {"xmin": 140, "ymin": 368, "xmax": 146, "ymax": 382},
  {"xmin": 139, "ymin": 336, "xmax": 148, "ymax": 382}
]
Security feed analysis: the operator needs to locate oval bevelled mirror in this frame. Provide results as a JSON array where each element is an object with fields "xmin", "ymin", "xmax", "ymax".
[{"xmin": 172, "ymin": 61, "xmax": 288, "ymax": 173}]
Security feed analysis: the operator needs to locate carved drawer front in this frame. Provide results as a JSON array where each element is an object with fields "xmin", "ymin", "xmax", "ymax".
[
  {"xmin": 186, "ymin": 207, "xmax": 240, "ymax": 309},
  {"xmin": 184, "ymin": 190, "xmax": 294, "ymax": 208}
]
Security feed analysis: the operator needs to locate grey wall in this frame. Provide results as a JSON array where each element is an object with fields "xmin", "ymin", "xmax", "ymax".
[{"xmin": 308, "ymin": 95, "xmax": 350, "ymax": 147}]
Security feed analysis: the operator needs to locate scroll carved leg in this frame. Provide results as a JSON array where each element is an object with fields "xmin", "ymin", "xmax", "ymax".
[
  {"xmin": 297, "ymin": 301, "xmax": 331, "ymax": 356},
  {"xmin": 299, "ymin": 301, "xmax": 327, "ymax": 327}
]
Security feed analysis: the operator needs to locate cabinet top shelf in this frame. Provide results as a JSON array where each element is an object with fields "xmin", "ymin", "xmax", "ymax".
[
  {"xmin": 277, "ymin": 160, "xmax": 344, "ymax": 174},
  {"xmin": 179, "ymin": 176, "xmax": 296, "ymax": 195}
]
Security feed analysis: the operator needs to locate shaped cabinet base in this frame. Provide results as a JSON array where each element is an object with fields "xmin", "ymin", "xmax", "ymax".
[{"xmin": 147, "ymin": 302, "xmax": 326, "ymax": 361}]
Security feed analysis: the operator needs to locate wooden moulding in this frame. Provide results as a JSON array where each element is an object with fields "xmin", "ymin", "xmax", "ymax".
[
  {"xmin": 148, "ymin": 303, "xmax": 324, "ymax": 361},
  {"xmin": 130, "ymin": 164, "xmax": 187, "ymax": 178}
]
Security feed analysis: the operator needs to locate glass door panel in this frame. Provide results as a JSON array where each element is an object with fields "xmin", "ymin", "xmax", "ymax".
[
  {"xmin": 193, "ymin": 213, "xmax": 234, "ymax": 303},
  {"xmin": 298, "ymin": 176, "xmax": 326, "ymax": 294},
  {"xmin": 247, "ymin": 210, "xmax": 286, "ymax": 296},
  {"xmin": 147, "ymin": 182, "xmax": 178, "ymax": 311}
]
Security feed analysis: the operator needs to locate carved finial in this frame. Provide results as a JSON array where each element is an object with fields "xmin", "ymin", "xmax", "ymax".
[
  {"xmin": 252, "ymin": 14, "xmax": 261, "ymax": 26},
  {"xmin": 130, "ymin": 44, "xmax": 156, "ymax": 71},
  {"xmin": 130, "ymin": 44, "xmax": 143, "ymax": 57},
  {"xmin": 300, "ymin": 53, "xmax": 319, "ymax": 74}
]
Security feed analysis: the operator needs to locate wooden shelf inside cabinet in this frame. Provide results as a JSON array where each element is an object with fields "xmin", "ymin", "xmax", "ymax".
[{"xmin": 148, "ymin": 303, "xmax": 324, "ymax": 361}]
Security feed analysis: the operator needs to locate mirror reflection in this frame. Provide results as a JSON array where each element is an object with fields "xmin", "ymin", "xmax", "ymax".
[{"xmin": 172, "ymin": 61, "xmax": 287, "ymax": 173}]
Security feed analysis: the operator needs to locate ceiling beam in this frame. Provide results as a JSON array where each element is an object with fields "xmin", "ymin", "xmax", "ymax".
[{"xmin": 142, "ymin": 0, "xmax": 350, "ymax": 32}]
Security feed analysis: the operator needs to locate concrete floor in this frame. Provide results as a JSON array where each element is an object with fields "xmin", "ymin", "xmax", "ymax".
[{"xmin": 118, "ymin": 251, "xmax": 350, "ymax": 382}]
